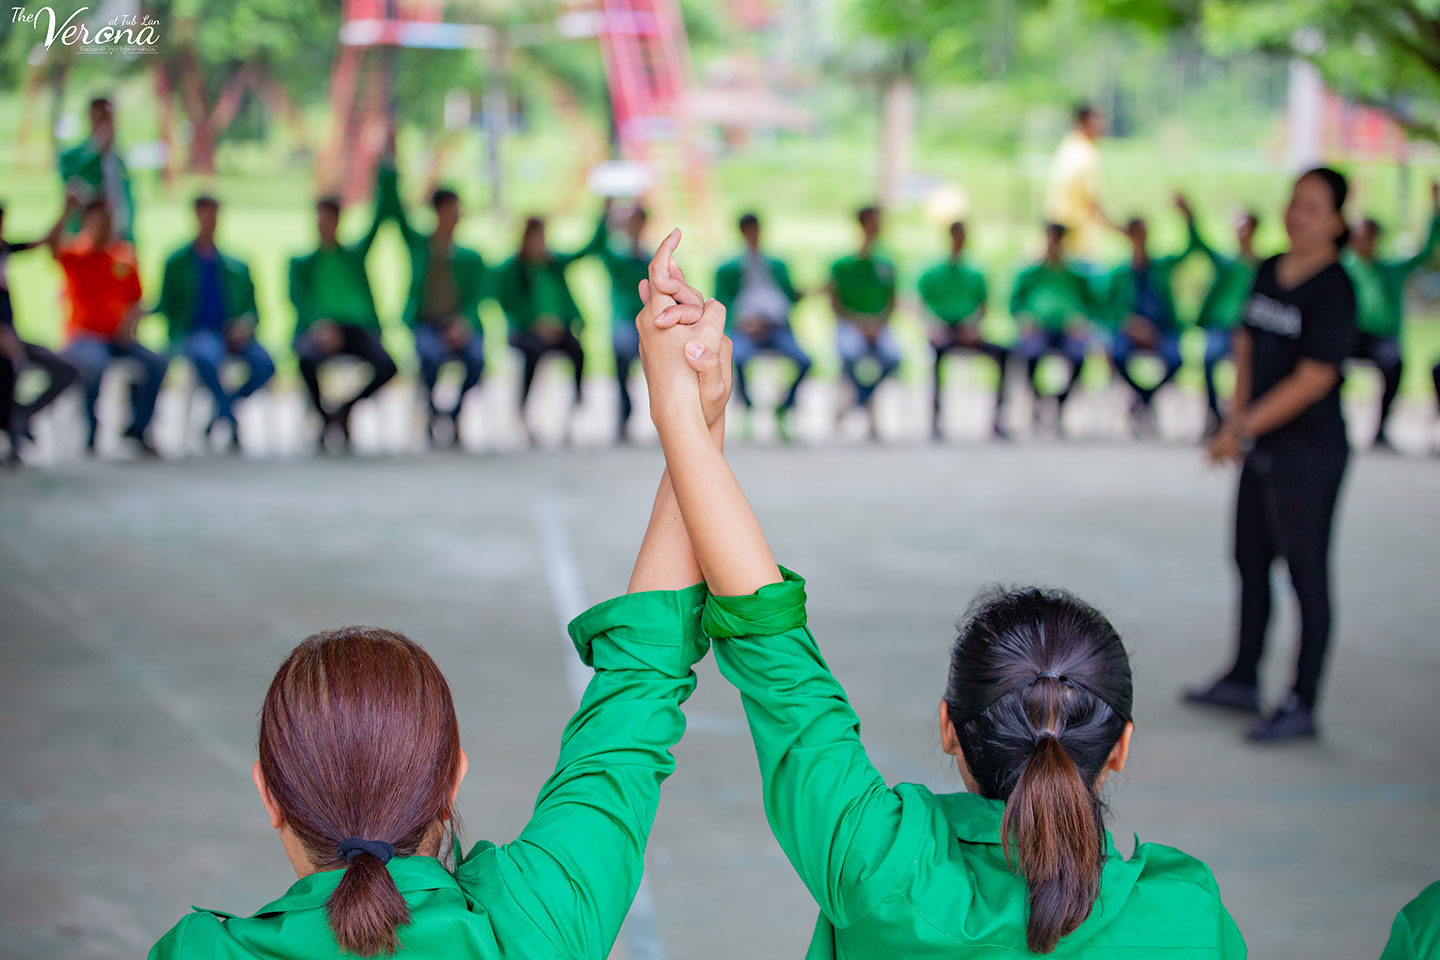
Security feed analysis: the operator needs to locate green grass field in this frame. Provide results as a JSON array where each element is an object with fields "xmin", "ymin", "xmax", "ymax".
[{"xmin": 3, "ymin": 121, "xmax": 1438, "ymax": 399}]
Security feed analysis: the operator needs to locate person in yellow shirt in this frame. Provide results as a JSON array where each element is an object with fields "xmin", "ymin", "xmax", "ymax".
[{"xmin": 1044, "ymin": 105, "xmax": 1108, "ymax": 259}]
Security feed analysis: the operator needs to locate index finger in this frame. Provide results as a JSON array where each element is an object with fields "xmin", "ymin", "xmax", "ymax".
[{"xmin": 648, "ymin": 228, "xmax": 683, "ymax": 297}]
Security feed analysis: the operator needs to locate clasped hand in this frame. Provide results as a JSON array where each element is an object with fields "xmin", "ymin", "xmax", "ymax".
[{"xmin": 635, "ymin": 228, "xmax": 732, "ymax": 435}]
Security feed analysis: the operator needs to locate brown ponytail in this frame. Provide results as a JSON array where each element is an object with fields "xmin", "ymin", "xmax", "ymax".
[
  {"xmin": 259, "ymin": 627, "xmax": 462, "ymax": 958},
  {"xmin": 1001, "ymin": 735, "xmax": 1106, "ymax": 953},
  {"xmin": 328, "ymin": 851, "xmax": 411, "ymax": 957}
]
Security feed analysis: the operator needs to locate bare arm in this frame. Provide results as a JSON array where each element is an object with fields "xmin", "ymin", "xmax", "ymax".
[
  {"xmin": 1228, "ymin": 327, "xmax": 1252, "ymax": 421},
  {"xmin": 638, "ymin": 231, "xmax": 781, "ymax": 598},
  {"xmin": 1237, "ymin": 359, "xmax": 1339, "ymax": 439},
  {"xmin": 44, "ymin": 193, "xmax": 81, "ymax": 254}
]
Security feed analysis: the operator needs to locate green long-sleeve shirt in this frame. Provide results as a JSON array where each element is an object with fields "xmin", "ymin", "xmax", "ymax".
[
  {"xmin": 705, "ymin": 568, "xmax": 1246, "ymax": 959},
  {"xmin": 1095, "ymin": 231, "xmax": 1197, "ymax": 332},
  {"xmin": 377, "ymin": 165, "xmax": 489, "ymax": 329},
  {"xmin": 1381, "ymin": 881, "xmax": 1440, "ymax": 960},
  {"xmin": 287, "ymin": 173, "xmax": 388, "ymax": 335},
  {"xmin": 154, "ymin": 244, "xmax": 258, "ymax": 342},
  {"xmin": 147, "ymin": 582, "xmax": 709, "ymax": 960},
  {"xmin": 1009, "ymin": 260, "xmax": 1094, "ymax": 332},
  {"xmin": 1341, "ymin": 213, "xmax": 1440, "ymax": 339},
  {"xmin": 59, "ymin": 137, "xmax": 135, "ymax": 240},
  {"xmin": 1190, "ymin": 222, "xmax": 1259, "ymax": 331},
  {"xmin": 492, "ymin": 219, "xmax": 607, "ymax": 334}
]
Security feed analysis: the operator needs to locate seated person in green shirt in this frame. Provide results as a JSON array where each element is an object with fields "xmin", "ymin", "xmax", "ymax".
[
  {"xmin": 155, "ymin": 196, "xmax": 274, "ymax": 452},
  {"xmin": 715, "ymin": 212, "xmax": 812, "ymax": 441},
  {"xmin": 830, "ymin": 206, "xmax": 900, "ymax": 440},
  {"xmin": 491, "ymin": 215, "xmax": 606, "ymax": 445},
  {"xmin": 918, "ymin": 220, "xmax": 1010, "ymax": 441},
  {"xmin": 378, "ymin": 145, "xmax": 488, "ymax": 447},
  {"xmin": 636, "ymin": 230, "xmax": 1245, "ymax": 960},
  {"xmin": 1098, "ymin": 205, "xmax": 1197, "ymax": 435},
  {"xmin": 1382, "ymin": 881, "xmax": 1440, "ymax": 960},
  {"xmin": 600, "ymin": 200, "xmax": 651, "ymax": 442},
  {"xmin": 1343, "ymin": 179, "xmax": 1439, "ymax": 451},
  {"xmin": 147, "ymin": 326, "xmax": 714, "ymax": 959},
  {"xmin": 1178, "ymin": 194, "xmax": 1262, "ymax": 432},
  {"xmin": 289, "ymin": 193, "xmax": 397, "ymax": 453},
  {"xmin": 1012, "ymin": 223, "xmax": 1094, "ymax": 421}
]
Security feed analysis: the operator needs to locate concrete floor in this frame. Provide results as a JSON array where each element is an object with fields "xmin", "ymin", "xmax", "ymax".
[{"xmin": 1, "ymin": 434, "xmax": 1438, "ymax": 959}]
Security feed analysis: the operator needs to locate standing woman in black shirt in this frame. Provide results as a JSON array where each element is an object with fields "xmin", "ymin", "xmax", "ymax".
[{"xmin": 1184, "ymin": 167, "xmax": 1358, "ymax": 743}]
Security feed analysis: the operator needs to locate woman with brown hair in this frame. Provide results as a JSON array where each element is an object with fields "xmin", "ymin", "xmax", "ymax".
[
  {"xmin": 633, "ymin": 230, "xmax": 1246, "ymax": 956},
  {"xmin": 147, "ymin": 243, "xmax": 717, "ymax": 958}
]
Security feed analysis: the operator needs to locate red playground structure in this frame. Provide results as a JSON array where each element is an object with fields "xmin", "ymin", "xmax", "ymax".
[{"xmin": 327, "ymin": 0, "xmax": 703, "ymax": 208}]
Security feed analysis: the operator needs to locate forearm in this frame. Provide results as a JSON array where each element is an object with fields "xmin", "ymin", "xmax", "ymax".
[
  {"xmin": 1238, "ymin": 365, "xmax": 1338, "ymax": 438},
  {"xmin": 628, "ymin": 419, "xmax": 726, "ymax": 593},
  {"xmin": 656, "ymin": 403, "xmax": 780, "ymax": 597},
  {"xmin": 1228, "ymin": 331, "xmax": 1252, "ymax": 418}
]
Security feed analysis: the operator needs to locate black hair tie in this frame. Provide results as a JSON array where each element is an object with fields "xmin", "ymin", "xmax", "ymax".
[{"xmin": 337, "ymin": 838, "xmax": 395, "ymax": 864}]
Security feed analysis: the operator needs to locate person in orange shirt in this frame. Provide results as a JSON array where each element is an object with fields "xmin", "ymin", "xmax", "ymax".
[{"xmin": 47, "ymin": 194, "xmax": 167, "ymax": 455}]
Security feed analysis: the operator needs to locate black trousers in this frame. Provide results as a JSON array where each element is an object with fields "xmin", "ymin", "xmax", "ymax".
[
  {"xmin": 510, "ymin": 329, "xmax": 584, "ymax": 408},
  {"xmin": 1, "ymin": 337, "xmax": 80, "ymax": 439},
  {"xmin": 294, "ymin": 324, "xmax": 397, "ymax": 417},
  {"xmin": 1224, "ymin": 436, "xmax": 1348, "ymax": 709},
  {"xmin": 1350, "ymin": 332, "xmax": 1403, "ymax": 437},
  {"xmin": 933, "ymin": 339, "xmax": 1009, "ymax": 423}
]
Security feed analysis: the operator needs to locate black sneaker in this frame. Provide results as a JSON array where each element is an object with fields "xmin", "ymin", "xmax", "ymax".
[
  {"xmin": 1182, "ymin": 677, "xmax": 1260, "ymax": 714},
  {"xmin": 1247, "ymin": 694, "xmax": 1318, "ymax": 743},
  {"xmin": 1373, "ymin": 432, "xmax": 1397, "ymax": 453}
]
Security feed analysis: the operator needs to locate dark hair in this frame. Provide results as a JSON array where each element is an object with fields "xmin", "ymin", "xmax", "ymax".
[
  {"xmin": 193, "ymin": 195, "xmax": 218, "ymax": 211},
  {"xmin": 1300, "ymin": 166, "xmax": 1350, "ymax": 248},
  {"xmin": 1044, "ymin": 221, "xmax": 1068, "ymax": 242},
  {"xmin": 943, "ymin": 587, "xmax": 1133, "ymax": 954},
  {"xmin": 89, "ymin": 96, "xmax": 112, "ymax": 112},
  {"xmin": 259, "ymin": 627, "xmax": 463, "ymax": 958},
  {"xmin": 317, "ymin": 196, "xmax": 342, "ymax": 218},
  {"xmin": 949, "ymin": 220, "xmax": 966, "ymax": 236},
  {"xmin": 1074, "ymin": 104, "xmax": 1094, "ymax": 124},
  {"xmin": 1241, "ymin": 210, "xmax": 1260, "ymax": 229},
  {"xmin": 430, "ymin": 187, "xmax": 459, "ymax": 211},
  {"xmin": 738, "ymin": 212, "xmax": 760, "ymax": 231},
  {"xmin": 1361, "ymin": 217, "xmax": 1382, "ymax": 237},
  {"xmin": 630, "ymin": 204, "xmax": 649, "ymax": 223},
  {"xmin": 857, "ymin": 205, "xmax": 880, "ymax": 225},
  {"xmin": 82, "ymin": 199, "xmax": 110, "ymax": 218}
]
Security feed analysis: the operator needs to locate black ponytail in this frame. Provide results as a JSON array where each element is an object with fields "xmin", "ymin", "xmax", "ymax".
[{"xmin": 944, "ymin": 587, "xmax": 1132, "ymax": 954}]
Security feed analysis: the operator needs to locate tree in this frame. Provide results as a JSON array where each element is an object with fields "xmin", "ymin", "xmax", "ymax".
[{"xmin": 1088, "ymin": 0, "xmax": 1440, "ymax": 141}]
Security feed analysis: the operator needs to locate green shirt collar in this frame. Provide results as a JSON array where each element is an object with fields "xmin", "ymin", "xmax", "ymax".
[
  {"xmin": 933, "ymin": 790, "xmax": 1122, "ymax": 858},
  {"xmin": 248, "ymin": 856, "xmax": 461, "ymax": 917}
]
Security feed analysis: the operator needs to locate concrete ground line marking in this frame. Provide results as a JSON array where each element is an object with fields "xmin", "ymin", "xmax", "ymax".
[{"xmin": 534, "ymin": 496, "xmax": 666, "ymax": 960}]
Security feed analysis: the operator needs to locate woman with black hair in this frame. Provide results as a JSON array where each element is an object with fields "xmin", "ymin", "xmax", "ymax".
[
  {"xmin": 632, "ymin": 230, "xmax": 1245, "ymax": 957},
  {"xmin": 1186, "ymin": 168, "xmax": 1358, "ymax": 743}
]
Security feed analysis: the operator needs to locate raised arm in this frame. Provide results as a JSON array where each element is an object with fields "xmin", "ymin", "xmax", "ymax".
[
  {"xmin": 487, "ymin": 569, "xmax": 708, "ymax": 960},
  {"xmin": 554, "ymin": 209, "xmax": 609, "ymax": 269},
  {"xmin": 44, "ymin": 193, "xmax": 81, "ymax": 255},
  {"xmin": 1395, "ymin": 180, "xmax": 1440, "ymax": 278},
  {"xmin": 463, "ymin": 246, "xmax": 722, "ymax": 959},
  {"xmin": 638, "ymin": 231, "xmax": 920, "ymax": 926}
]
